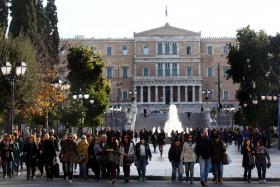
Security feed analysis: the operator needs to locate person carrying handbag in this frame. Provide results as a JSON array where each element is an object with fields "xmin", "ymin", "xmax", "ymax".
[
  {"xmin": 255, "ymin": 139, "xmax": 271, "ymax": 183},
  {"xmin": 181, "ymin": 135, "xmax": 196, "ymax": 184},
  {"xmin": 211, "ymin": 135, "xmax": 226, "ymax": 184},
  {"xmin": 241, "ymin": 139, "xmax": 255, "ymax": 183},
  {"xmin": 119, "ymin": 134, "xmax": 135, "ymax": 182}
]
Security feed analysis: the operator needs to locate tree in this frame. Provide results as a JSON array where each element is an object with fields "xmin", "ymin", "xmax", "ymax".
[
  {"xmin": 22, "ymin": 68, "xmax": 65, "ymax": 129},
  {"xmin": 9, "ymin": 0, "xmax": 37, "ymax": 40},
  {"xmin": 9, "ymin": 0, "xmax": 48, "ymax": 61},
  {"xmin": 45, "ymin": 0, "xmax": 60, "ymax": 65},
  {"xmin": 0, "ymin": 36, "xmax": 39, "ymax": 130},
  {"xmin": 227, "ymin": 26, "xmax": 278, "ymax": 128},
  {"xmin": 67, "ymin": 46, "xmax": 111, "ymax": 129},
  {"xmin": 0, "ymin": 0, "xmax": 8, "ymax": 37}
]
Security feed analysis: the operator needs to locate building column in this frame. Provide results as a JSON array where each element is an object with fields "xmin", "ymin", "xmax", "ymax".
[
  {"xmin": 185, "ymin": 86, "xmax": 188, "ymax": 102},
  {"xmin": 148, "ymin": 86, "xmax": 151, "ymax": 102},
  {"xmin": 199, "ymin": 86, "xmax": 202, "ymax": 102},
  {"xmin": 163, "ymin": 86, "xmax": 166, "ymax": 103},
  {"xmin": 192, "ymin": 86, "xmax": 195, "ymax": 102},
  {"xmin": 170, "ymin": 85, "xmax": 173, "ymax": 103},
  {"xmin": 178, "ymin": 86, "xmax": 180, "ymax": 102},
  {"xmin": 155, "ymin": 86, "xmax": 158, "ymax": 102},
  {"xmin": 140, "ymin": 86, "xmax": 143, "ymax": 103}
]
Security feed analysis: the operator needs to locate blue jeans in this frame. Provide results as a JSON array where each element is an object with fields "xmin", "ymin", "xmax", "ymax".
[
  {"xmin": 63, "ymin": 162, "xmax": 74, "ymax": 180},
  {"xmin": 199, "ymin": 157, "xmax": 211, "ymax": 182},
  {"xmin": 137, "ymin": 156, "xmax": 147, "ymax": 178},
  {"xmin": 2, "ymin": 161, "xmax": 13, "ymax": 176},
  {"xmin": 184, "ymin": 162, "xmax": 195, "ymax": 181},
  {"xmin": 79, "ymin": 163, "xmax": 87, "ymax": 178},
  {"xmin": 13, "ymin": 159, "xmax": 20, "ymax": 173},
  {"xmin": 171, "ymin": 161, "xmax": 183, "ymax": 180},
  {"xmin": 212, "ymin": 162, "xmax": 223, "ymax": 180}
]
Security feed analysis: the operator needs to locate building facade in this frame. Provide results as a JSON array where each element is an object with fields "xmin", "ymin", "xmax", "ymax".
[{"xmin": 65, "ymin": 24, "xmax": 239, "ymax": 113}]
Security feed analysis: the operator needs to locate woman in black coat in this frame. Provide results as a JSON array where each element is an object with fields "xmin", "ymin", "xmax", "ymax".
[
  {"xmin": 241, "ymin": 139, "xmax": 255, "ymax": 183},
  {"xmin": 211, "ymin": 135, "xmax": 226, "ymax": 184},
  {"xmin": 23, "ymin": 135, "xmax": 38, "ymax": 180}
]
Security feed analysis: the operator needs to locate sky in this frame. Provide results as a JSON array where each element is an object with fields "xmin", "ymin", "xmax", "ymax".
[{"xmin": 56, "ymin": 0, "xmax": 280, "ymax": 39}]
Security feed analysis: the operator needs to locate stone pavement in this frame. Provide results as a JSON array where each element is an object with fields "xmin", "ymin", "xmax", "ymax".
[
  {"xmin": 7, "ymin": 143, "xmax": 280, "ymax": 181},
  {"xmin": 125, "ymin": 143, "xmax": 280, "ymax": 180}
]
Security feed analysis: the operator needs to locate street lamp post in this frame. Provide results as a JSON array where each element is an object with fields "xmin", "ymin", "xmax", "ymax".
[
  {"xmin": 52, "ymin": 80, "xmax": 71, "ymax": 134},
  {"xmin": 1, "ymin": 61, "xmax": 27, "ymax": 133},
  {"xmin": 72, "ymin": 91, "xmax": 94, "ymax": 135},
  {"xmin": 109, "ymin": 106, "xmax": 121, "ymax": 130},
  {"xmin": 223, "ymin": 105, "xmax": 235, "ymax": 128}
]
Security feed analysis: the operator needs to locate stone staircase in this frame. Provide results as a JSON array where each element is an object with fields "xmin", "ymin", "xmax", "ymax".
[{"xmin": 135, "ymin": 112, "xmax": 207, "ymax": 130}]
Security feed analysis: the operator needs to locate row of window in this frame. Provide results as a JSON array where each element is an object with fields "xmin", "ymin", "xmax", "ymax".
[
  {"xmin": 117, "ymin": 89, "xmax": 230, "ymax": 101},
  {"xmin": 106, "ymin": 65, "xmax": 229, "ymax": 78},
  {"xmin": 207, "ymin": 67, "xmax": 229, "ymax": 78},
  {"xmin": 105, "ymin": 43, "xmax": 229, "ymax": 56}
]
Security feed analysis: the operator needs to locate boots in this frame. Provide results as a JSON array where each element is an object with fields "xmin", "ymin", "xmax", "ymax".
[{"xmin": 218, "ymin": 178, "xmax": 223, "ymax": 184}]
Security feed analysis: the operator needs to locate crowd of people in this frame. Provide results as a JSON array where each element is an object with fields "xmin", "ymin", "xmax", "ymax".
[{"xmin": 0, "ymin": 126, "xmax": 274, "ymax": 185}]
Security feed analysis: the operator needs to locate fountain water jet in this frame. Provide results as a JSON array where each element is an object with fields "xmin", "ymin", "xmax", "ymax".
[{"xmin": 164, "ymin": 104, "xmax": 183, "ymax": 137}]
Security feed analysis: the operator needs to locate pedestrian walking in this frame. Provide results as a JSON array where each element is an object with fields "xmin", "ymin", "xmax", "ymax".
[
  {"xmin": 77, "ymin": 135, "xmax": 89, "ymax": 179},
  {"xmin": 168, "ymin": 139, "xmax": 183, "ymax": 182},
  {"xmin": 87, "ymin": 136, "xmax": 102, "ymax": 180},
  {"xmin": 135, "ymin": 137, "xmax": 152, "ymax": 182},
  {"xmin": 195, "ymin": 130, "xmax": 214, "ymax": 186},
  {"xmin": 41, "ymin": 133, "xmax": 57, "ymax": 180},
  {"xmin": 0, "ymin": 134, "xmax": 14, "ymax": 179},
  {"xmin": 255, "ymin": 139, "xmax": 271, "ymax": 183},
  {"xmin": 119, "ymin": 134, "xmax": 135, "ymax": 182},
  {"xmin": 241, "ymin": 139, "xmax": 255, "ymax": 183},
  {"xmin": 103, "ymin": 136, "xmax": 120, "ymax": 184},
  {"xmin": 59, "ymin": 133, "xmax": 79, "ymax": 183},
  {"xmin": 181, "ymin": 135, "xmax": 196, "ymax": 184},
  {"xmin": 22, "ymin": 135, "xmax": 38, "ymax": 180},
  {"xmin": 211, "ymin": 135, "xmax": 226, "ymax": 184}
]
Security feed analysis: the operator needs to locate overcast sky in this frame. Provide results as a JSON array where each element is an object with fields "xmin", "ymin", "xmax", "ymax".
[{"xmin": 56, "ymin": 0, "xmax": 280, "ymax": 38}]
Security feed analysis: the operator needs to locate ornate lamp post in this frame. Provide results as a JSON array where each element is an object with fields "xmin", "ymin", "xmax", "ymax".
[
  {"xmin": 52, "ymin": 80, "xmax": 71, "ymax": 134},
  {"xmin": 72, "ymin": 91, "xmax": 94, "ymax": 135},
  {"xmin": 1, "ymin": 61, "xmax": 27, "ymax": 133}
]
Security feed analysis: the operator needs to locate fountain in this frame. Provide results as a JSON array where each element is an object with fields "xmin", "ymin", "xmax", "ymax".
[{"xmin": 164, "ymin": 104, "xmax": 183, "ymax": 137}]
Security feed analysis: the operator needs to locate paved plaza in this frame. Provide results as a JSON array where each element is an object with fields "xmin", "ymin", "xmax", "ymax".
[
  {"xmin": 1, "ymin": 142, "xmax": 280, "ymax": 183},
  {"xmin": 126, "ymin": 143, "xmax": 280, "ymax": 180}
]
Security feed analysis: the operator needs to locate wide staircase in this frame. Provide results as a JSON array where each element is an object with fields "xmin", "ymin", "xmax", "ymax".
[{"xmin": 135, "ymin": 112, "xmax": 207, "ymax": 130}]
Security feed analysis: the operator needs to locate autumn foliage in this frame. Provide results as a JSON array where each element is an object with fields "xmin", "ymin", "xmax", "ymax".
[{"xmin": 22, "ymin": 67, "xmax": 65, "ymax": 119}]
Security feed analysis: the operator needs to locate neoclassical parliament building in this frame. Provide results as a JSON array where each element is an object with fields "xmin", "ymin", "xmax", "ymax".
[{"xmin": 66, "ymin": 23, "xmax": 239, "ymax": 114}]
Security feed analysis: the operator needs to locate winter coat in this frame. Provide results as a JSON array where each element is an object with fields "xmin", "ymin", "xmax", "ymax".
[
  {"xmin": 135, "ymin": 142, "xmax": 152, "ymax": 161},
  {"xmin": 211, "ymin": 141, "xmax": 226, "ymax": 163},
  {"xmin": 103, "ymin": 144, "xmax": 119, "ymax": 164},
  {"xmin": 181, "ymin": 142, "xmax": 196, "ymax": 163},
  {"xmin": 168, "ymin": 144, "xmax": 182, "ymax": 162},
  {"xmin": 77, "ymin": 140, "xmax": 89, "ymax": 163},
  {"xmin": 119, "ymin": 141, "xmax": 135, "ymax": 167},
  {"xmin": 195, "ymin": 137, "xmax": 214, "ymax": 159},
  {"xmin": 23, "ymin": 142, "xmax": 38, "ymax": 166},
  {"xmin": 255, "ymin": 146, "xmax": 270, "ymax": 164},
  {"xmin": 241, "ymin": 145, "xmax": 255, "ymax": 170},
  {"xmin": 60, "ymin": 140, "xmax": 79, "ymax": 163},
  {"xmin": 87, "ymin": 142, "xmax": 102, "ymax": 167},
  {"xmin": 41, "ymin": 139, "xmax": 56, "ymax": 162},
  {"xmin": 0, "ymin": 141, "xmax": 14, "ymax": 162}
]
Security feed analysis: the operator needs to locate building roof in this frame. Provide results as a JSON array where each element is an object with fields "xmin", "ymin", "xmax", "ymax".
[{"xmin": 134, "ymin": 23, "xmax": 201, "ymax": 37}]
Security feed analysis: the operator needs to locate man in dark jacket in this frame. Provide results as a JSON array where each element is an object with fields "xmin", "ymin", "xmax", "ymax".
[
  {"xmin": 23, "ymin": 135, "xmax": 38, "ymax": 180},
  {"xmin": 135, "ymin": 137, "xmax": 152, "ymax": 181},
  {"xmin": 168, "ymin": 139, "xmax": 183, "ymax": 182},
  {"xmin": 195, "ymin": 130, "xmax": 214, "ymax": 186},
  {"xmin": 41, "ymin": 133, "xmax": 56, "ymax": 180}
]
